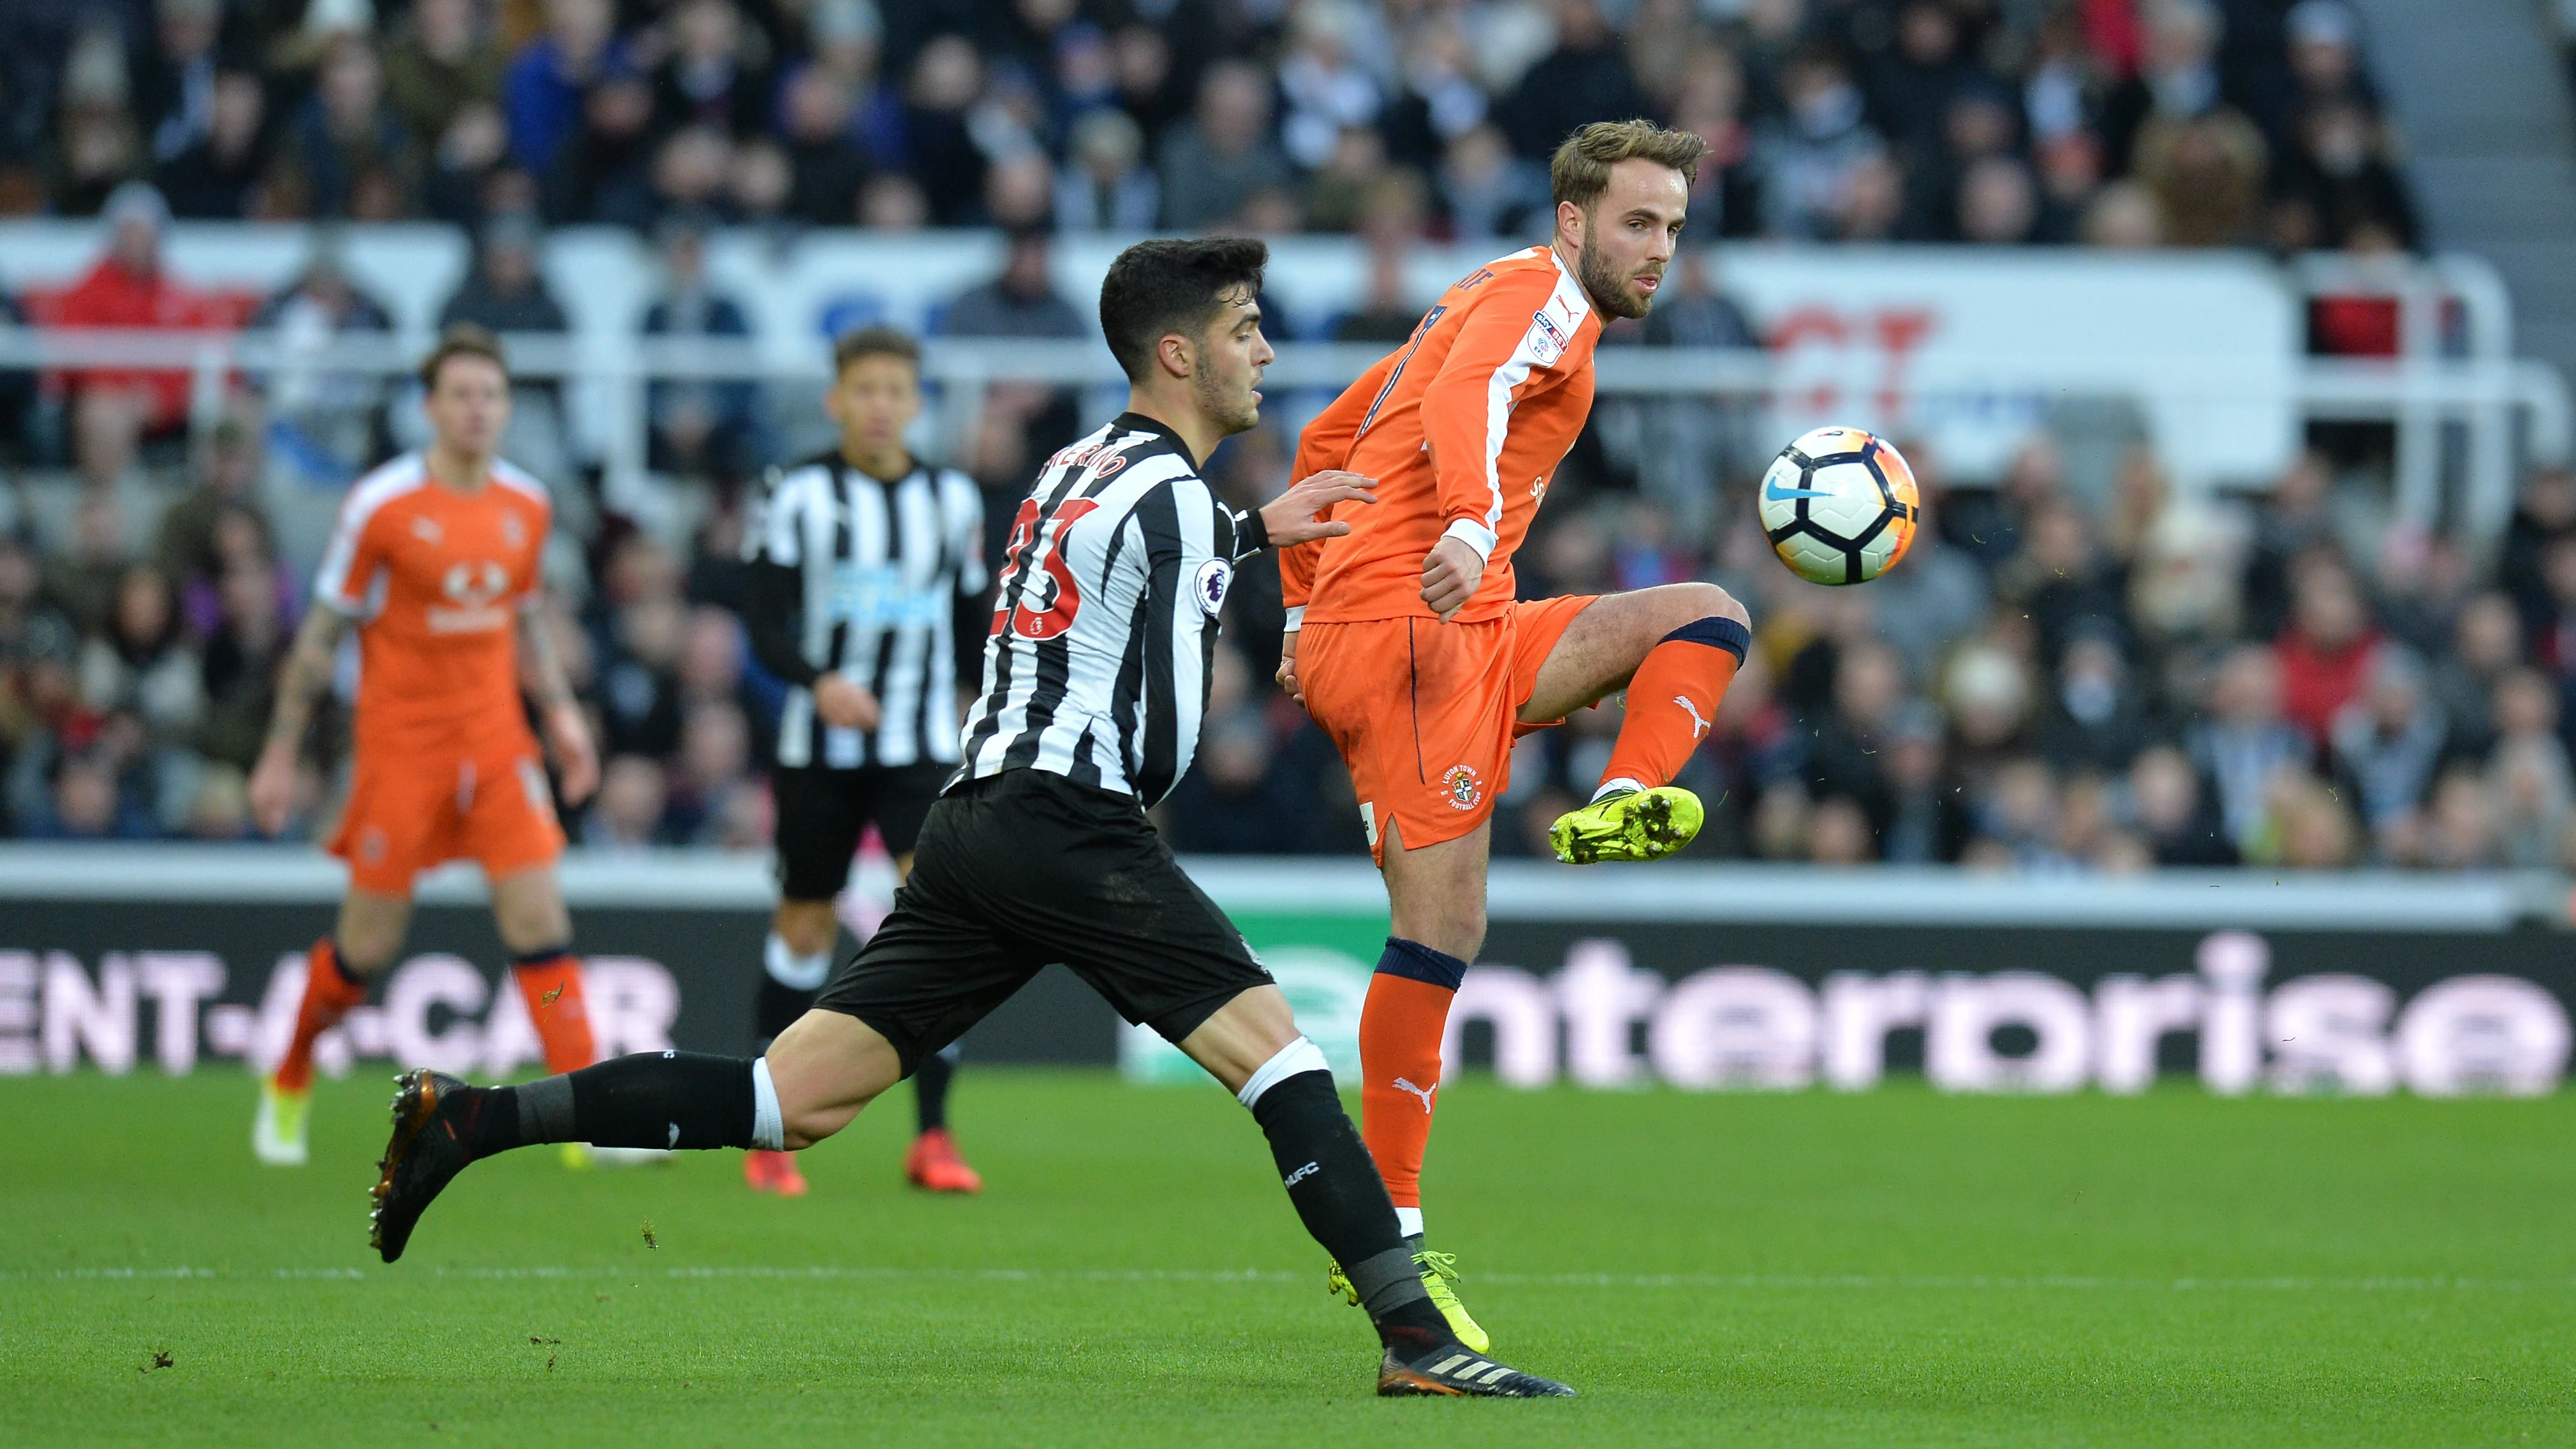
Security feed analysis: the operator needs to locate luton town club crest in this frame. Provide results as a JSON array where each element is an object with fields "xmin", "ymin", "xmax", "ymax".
[{"xmin": 1441, "ymin": 764, "xmax": 1483, "ymax": 811}]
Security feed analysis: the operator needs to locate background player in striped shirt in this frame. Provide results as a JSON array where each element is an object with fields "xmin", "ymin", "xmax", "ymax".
[
  {"xmin": 1279, "ymin": 121, "xmax": 1755, "ymax": 1350},
  {"xmin": 247, "ymin": 327, "xmax": 603, "ymax": 1166},
  {"xmin": 365, "ymin": 237, "xmax": 1573, "ymax": 1398},
  {"xmin": 737, "ymin": 325, "xmax": 989, "ymax": 1198}
]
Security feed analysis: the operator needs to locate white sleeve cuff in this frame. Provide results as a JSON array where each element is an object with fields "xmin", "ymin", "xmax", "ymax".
[
  {"xmin": 1283, "ymin": 605, "xmax": 1305, "ymax": 631},
  {"xmin": 1441, "ymin": 519, "xmax": 1497, "ymax": 563}
]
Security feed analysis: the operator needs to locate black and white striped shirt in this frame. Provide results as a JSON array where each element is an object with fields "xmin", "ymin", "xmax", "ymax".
[
  {"xmin": 744, "ymin": 453, "xmax": 987, "ymax": 770},
  {"xmin": 956, "ymin": 413, "xmax": 1268, "ymax": 807}
]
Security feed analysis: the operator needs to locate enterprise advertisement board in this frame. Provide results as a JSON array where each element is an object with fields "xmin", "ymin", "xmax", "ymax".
[{"xmin": 3, "ymin": 850, "xmax": 2566, "ymax": 1099}]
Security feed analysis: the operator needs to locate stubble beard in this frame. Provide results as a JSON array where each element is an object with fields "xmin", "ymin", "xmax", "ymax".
[
  {"xmin": 1195, "ymin": 367, "xmax": 1260, "ymax": 437},
  {"xmin": 1578, "ymin": 236, "xmax": 1654, "ymax": 321}
]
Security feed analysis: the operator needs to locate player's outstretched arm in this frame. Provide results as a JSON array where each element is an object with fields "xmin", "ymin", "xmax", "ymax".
[
  {"xmin": 248, "ymin": 605, "xmax": 351, "ymax": 837},
  {"xmin": 1258, "ymin": 470, "xmax": 1376, "ymax": 547},
  {"xmin": 517, "ymin": 608, "xmax": 598, "ymax": 805}
]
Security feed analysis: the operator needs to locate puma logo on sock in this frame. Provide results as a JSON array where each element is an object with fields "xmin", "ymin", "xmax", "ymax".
[
  {"xmin": 1675, "ymin": 695, "xmax": 1712, "ymax": 740},
  {"xmin": 666, "ymin": 1122, "xmax": 680, "ymax": 1149},
  {"xmin": 1392, "ymin": 1077, "xmax": 1438, "ymax": 1114}
]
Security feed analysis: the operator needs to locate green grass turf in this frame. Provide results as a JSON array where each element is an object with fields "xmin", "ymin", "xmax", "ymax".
[{"xmin": 3, "ymin": 1071, "xmax": 2573, "ymax": 1448}]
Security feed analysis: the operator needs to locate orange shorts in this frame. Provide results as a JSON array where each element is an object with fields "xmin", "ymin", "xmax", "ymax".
[
  {"xmin": 328, "ymin": 733, "xmax": 564, "ymax": 895},
  {"xmin": 1298, "ymin": 595, "xmax": 1596, "ymax": 864}
]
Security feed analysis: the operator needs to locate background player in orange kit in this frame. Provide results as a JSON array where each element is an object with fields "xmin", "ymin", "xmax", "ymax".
[
  {"xmin": 1279, "ymin": 121, "xmax": 1755, "ymax": 1350},
  {"xmin": 245, "ymin": 325, "xmax": 603, "ymax": 1167}
]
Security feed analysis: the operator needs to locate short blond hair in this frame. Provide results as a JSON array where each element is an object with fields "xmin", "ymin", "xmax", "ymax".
[{"xmin": 1549, "ymin": 120, "xmax": 1707, "ymax": 211}]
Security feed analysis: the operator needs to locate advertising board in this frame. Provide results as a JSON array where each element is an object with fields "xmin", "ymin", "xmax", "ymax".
[{"xmin": 3, "ymin": 850, "xmax": 2563, "ymax": 1099}]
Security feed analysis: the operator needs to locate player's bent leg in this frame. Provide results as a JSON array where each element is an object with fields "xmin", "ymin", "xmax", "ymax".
[
  {"xmin": 257, "ymin": 893, "xmax": 412, "ymax": 1166},
  {"xmin": 1527, "ymin": 584, "xmax": 1749, "ymax": 864},
  {"xmin": 764, "ymin": 1007, "xmax": 904, "ymax": 1149}
]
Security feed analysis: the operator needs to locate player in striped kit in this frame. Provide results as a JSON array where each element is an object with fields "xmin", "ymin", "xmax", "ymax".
[
  {"xmin": 738, "ymin": 326, "xmax": 989, "ymax": 1198},
  {"xmin": 367, "ymin": 237, "xmax": 1573, "ymax": 1398}
]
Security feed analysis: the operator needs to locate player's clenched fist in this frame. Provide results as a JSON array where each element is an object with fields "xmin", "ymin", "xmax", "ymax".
[
  {"xmin": 1419, "ymin": 535, "xmax": 1486, "ymax": 621},
  {"xmin": 1258, "ymin": 469, "xmax": 1376, "ymax": 546}
]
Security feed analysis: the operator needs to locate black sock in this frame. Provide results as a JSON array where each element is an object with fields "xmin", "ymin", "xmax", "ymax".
[
  {"xmin": 328, "ymin": 938, "xmax": 368, "ymax": 988},
  {"xmin": 470, "ymin": 1052, "xmax": 758, "ymax": 1156},
  {"xmin": 1248, "ymin": 1070, "xmax": 1451, "ymax": 1351},
  {"xmin": 753, "ymin": 975, "xmax": 816, "ymax": 1054},
  {"xmin": 914, "ymin": 1042, "xmax": 957, "ymax": 1134}
]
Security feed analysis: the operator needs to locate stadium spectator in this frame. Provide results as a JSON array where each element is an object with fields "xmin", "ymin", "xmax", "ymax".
[
  {"xmin": 2431, "ymin": 592, "xmax": 2522, "ymax": 753},
  {"xmin": 775, "ymin": 64, "xmax": 873, "ymax": 227},
  {"xmin": 652, "ymin": 0, "xmax": 770, "ymax": 142},
  {"xmin": 640, "ymin": 213, "xmax": 762, "ymax": 481},
  {"xmin": 2487, "ymin": 668, "xmax": 2576, "ymax": 866},
  {"xmin": 887, "ymin": 35, "xmax": 990, "ymax": 227},
  {"xmin": 156, "ymin": 70, "xmax": 270, "ymax": 220},
  {"xmin": 198, "ymin": 560, "xmax": 288, "ymax": 772},
  {"xmin": 153, "ymin": 411, "xmax": 276, "ymax": 613},
  {"xmin": 1158, "ymin": 59, "xmax": 1295, "ymax": 231},
  {"xmin": 46, "ymin": 184, "xmax": 228, "ymax": 440},
  {"xmin": 1057, "ymin": 108, "xmax": 1158, "ymax": 233},
  {"xmin": 2189, "ymin": 645, "xmax": 2307, "ymax": 851},
  {"xmin": 77, "ymin": 564, "xmax": 202, "ymax": 754},
  {"xmin": 1757, "ymin": 50, "xmax": 1887, "ymax": 240},
  {"xmin": 1501, "ymin": 0, "xmax": 1651, "ymax": 163},
  {"xmin": 41, "ymin": 489, "xmax": 138, "ymax": 639},
  {"xmin": 2274, "ymin": 554, "xmax": 2381, "ymax": 747},
  {"xmin": 439, "ymin": 214, "xmax": 568, "ymax": 338},
  {"xmin": 540, "ymin": 62, "xmax": 656, "ymax": 228},
  {"xmin": 585, "ymin": 753, "xmax": 672, "ymax": 848},
  {"xmin": 1436, "ymin": 124, "xmax": 1551, "ymax": 242},
  {"xmin": 504, "ymin": 0, "xmax": 628, "ymax": 175},
  {"xmin": 250, "ymin": 245, "xmax": 397, "ymax": 478},
  {"xmin": 2328, "ymin": 645, "xmax": 2448, "ymax": 858},
  {"xmin": 266, "ymin": 34, "xmax": 420, "ymax": 221},
  {"xmin": 384, "ymin": 0, "xmax": 506, "ymax": 148}
]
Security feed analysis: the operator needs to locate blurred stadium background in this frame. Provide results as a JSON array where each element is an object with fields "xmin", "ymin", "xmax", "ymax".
[
  {"xmin": 12, "ymin": 4, "xmax": 2576, "ymax": 1443},
  {"xmin": 2, "ymin": 0, "xmax": 2575, "ymax": 1094}
]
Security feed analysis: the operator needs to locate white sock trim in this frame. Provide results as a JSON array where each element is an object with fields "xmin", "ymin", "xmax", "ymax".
[
  {"xmin": 1395, "ymin": 1206, "xmax": 1424, "ymax": 1239},
  {"xmin": 764, "ymin": 933, "xmax": 832, "ymax": 991},
  {"xmin": 1591, "ymin": 776, "xmax": 1645, "ymax": 804},
  {"xmin": 1236, "ymin": 1036, "xmax": 1331, "ymax": 1108},
  {"xmin": 750, "ymin": 1057, "xmax": 786, "ymax": 1151}
]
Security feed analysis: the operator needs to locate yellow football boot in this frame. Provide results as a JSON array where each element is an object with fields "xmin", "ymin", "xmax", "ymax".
[
  {"xmin": 1328, "ymin": 1248, "xmax": 1492, "ymax": 1355},
  {"xmin": 1548, "ymin": 785, "xmax": 1704, "ymax": 864}
]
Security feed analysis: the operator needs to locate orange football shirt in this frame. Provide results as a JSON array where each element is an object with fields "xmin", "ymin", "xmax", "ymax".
[
  {"xmin": 311, "ymin": 453, "xmax": 552, "ymax": 752},
  {"xmin": 1284, "ymin": 246, "xmax": 1602, "ymax": 626}
]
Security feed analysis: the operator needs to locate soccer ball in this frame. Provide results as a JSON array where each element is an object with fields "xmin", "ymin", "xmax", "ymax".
[{"xmin": 1756, "ymin": 426, "xmax": 1921, "ymax": 586}]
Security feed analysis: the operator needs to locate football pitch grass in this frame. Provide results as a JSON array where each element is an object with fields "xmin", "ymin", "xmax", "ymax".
[{"xmin": 3, "ymin": 1071, "xmax": 2570, "ymax": 1447}]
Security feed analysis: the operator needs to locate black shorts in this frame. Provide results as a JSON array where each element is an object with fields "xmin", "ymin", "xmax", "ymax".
[
  {"xmin": 813, "ymin": 769, "xmax": 1275, "ymax": 1075},
  {"xmin": 772, "ymin": 762, "xmax": 948, "ymax": 901}
]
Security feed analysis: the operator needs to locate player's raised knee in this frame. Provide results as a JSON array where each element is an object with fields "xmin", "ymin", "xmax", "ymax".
[{"xmin": 1676, "ymin": 581, "xmax": 1749, "ymax": 632}]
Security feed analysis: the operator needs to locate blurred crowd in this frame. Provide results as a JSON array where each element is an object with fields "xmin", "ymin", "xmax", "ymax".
[
  {"xmin": 0, "ymin": 0, "xmax": 2414, "ymax": 251},
  {"xmin": 1, "ymin": 0, "xmax": 2528, "ymax": 876}
]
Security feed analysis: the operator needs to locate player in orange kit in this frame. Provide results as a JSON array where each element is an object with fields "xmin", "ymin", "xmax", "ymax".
[
  {"xmin": 1280, "ymin": 121, "xmax": 1753, "ymax": 1349},
  {"xmin": 246, "ymin": 325, "xmax": 603, "ymax": 1166}
]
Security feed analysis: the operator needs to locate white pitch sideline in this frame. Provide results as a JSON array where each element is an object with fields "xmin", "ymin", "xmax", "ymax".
[{"xmin": 9, "ymin": 1265, "xmax": 2568, "ymax": 1293}]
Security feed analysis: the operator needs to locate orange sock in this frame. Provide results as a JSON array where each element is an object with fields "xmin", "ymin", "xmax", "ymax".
[
  {"xmin": 272, "ymin": 938, "xmax": 368, "ymax": 1094},
  {"xmin": 1357, "ymin": 939, "xmax": 1469, "ymax": 1212},
  {"xmin": 512, "ymin": 952, "xmax": 597, "ymax": 1075},
  {"xmin": 1598, "ymin": 616, "xmax": 1749, "ymax": 796}
]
